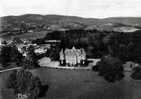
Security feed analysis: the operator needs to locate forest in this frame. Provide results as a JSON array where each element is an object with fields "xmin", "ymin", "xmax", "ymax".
[{"xmin": 34, "ymin": 29, "xmax": 141, "ymax": 63}]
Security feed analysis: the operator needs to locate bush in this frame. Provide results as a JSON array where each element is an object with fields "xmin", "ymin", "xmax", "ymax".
[
  {"xmin": 92, "ymin": 65, "xmax": 99, "ymax": 72},
  {"xmin": 6, "ymin": 70, "xmax": 46, "ymax": 99},
  {"xmin": 131, "ymin": 67, "xmax": 141, "ymax": 80},
  {"xmin": 94, "ymin": 55, "xmax": 124, "ymax": 82}
]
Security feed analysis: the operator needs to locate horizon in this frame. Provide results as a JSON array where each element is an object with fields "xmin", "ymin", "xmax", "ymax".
[
  {"xmin": 0, "ymin": 13, "xmax": 141, "ymax": 19},
  {"xmin": 0, "ymin": 0, "xmax": 141, "ymax": 18}
]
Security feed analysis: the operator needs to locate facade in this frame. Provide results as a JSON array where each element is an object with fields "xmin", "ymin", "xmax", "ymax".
[{"xmin": 59, "ymin": 46, "xmax": 86, "ymax": 66}]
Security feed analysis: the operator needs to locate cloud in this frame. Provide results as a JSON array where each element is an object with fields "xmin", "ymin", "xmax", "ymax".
[{"xmin": 0, "ymin": 0, "xmax": 141, "ymax": 18}]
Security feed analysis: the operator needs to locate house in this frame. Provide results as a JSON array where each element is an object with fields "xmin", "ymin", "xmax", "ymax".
[
  {"xmin": 59, "ymin": 46, "xmax": 86, "ymax": 66},
  {"xmin": 123, "ymin": 61, "xmax": 139, "ymax": 72},
  {"xmin": 34, "ymin": 47, "xmax": 47, "ymax": 55},
  {"xmin": 16, "ymin": 44, "xmax": 29, "ymax": 57},
  {"xmin": 45, "ymin": 40, "xmax": 61, "ymax": 47},
  {"xmin": 0, "ymin": 38, "xmax": 4, "ymax": 52},
  {"xmin": 34, "ymin": 44, "xmax": 50, "ymax": 55},
  {"xmin": 0, "ymin": 38, "xmax": 3, "ymax": 46},
  {"xmin": 17, "ymin": 93, "xmax": 28, "ymax": 99},
  {"xmin": 87, "ymin": 58, "xmax": 101, "ymax": 66}
]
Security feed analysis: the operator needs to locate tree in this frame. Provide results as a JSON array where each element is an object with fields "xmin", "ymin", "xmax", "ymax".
[
  {"xmin": 12, "ymin": 37, "xmax": 23, "ymax": 45},
  {"xmin": 46, "ymin": 45, "xmax": 60, "ymax": 61},
  {"xmin": 0, "ymin": 46, "xmax": 11, "ymax": 66},
  {"xmin": 23, "ymin": 45, "xmax": 39, "ymax": 69},
  {"xmin": 0, "ymin": 45, "xmax": 23, "ymax": 67},
  {"xmin": 10, "ymin": 46, "xmax": 23, "ymax": 66},
  {"xmin": 6, "ymin": 70, "xmax": 42, "ymax": 99},
  {"xmin": 95, "ymin": 55, "xmax": 124, "ymax": 82}
]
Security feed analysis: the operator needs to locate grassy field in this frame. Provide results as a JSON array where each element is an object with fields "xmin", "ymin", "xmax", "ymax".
[
  {"xmin": 1, "ymin": 68, "xmax": 141, "ymax": 99},
  {"xmin": 2, "ymin": 31, "xmax": 48, "ymax": 40}
]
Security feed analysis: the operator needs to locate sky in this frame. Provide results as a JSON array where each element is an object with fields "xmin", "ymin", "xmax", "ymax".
[{"xmin": 0, "ymin": 0, "xmax": 141, "ymax": 18}]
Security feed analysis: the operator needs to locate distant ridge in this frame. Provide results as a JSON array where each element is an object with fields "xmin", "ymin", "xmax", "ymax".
[{"xmin": 0, "ymin": 14, "xmax": 141, "ymax": 39}]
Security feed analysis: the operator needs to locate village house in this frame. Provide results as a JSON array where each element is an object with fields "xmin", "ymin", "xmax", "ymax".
[
  {"xmin": 59, "ymin": 46, "xmax": 86, "ymax": 66},
  {"xmin": 17, "ymin": 93, "xmax": 28, "ymax": 99},
  {"xmin": 0, "ymin": 38, "xmax": 4, "ymax": 51},
  {"xmin": 34, "ymin": 44, "xmax": 50, "ymax": 55},
  {"xmin": 34, "ymin": 47, "xmax": 47, "ymax": 55},
  {"xmin": 87, "ymin": 58, "xmax": 101, "ymax": 66},
  {"xmin": 123, "ymin": 61, "xmax": 139, "ymax": 72},
  {"xmin": 0, "ymin": 38, "xmax": 3, "ymax": 46}
]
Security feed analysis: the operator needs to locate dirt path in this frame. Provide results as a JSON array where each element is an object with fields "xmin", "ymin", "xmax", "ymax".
[{"xmin": 0, "ymin": 67, "xmax": 22, "ymax": 73}]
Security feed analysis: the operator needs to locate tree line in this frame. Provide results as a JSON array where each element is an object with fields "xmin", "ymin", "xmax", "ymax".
[{"xmin": 38, "ymin": 29, "xmax": 141, "ymax": 62}]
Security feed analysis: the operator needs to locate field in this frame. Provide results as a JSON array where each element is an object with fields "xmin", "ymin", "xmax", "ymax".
[
  {"xmin": 2, "ymin": 31, "xmax": 48, "ymax": 40},
  {"xmin": 1, "ymin": 68, "xmax": 141, "ymax": 99}
]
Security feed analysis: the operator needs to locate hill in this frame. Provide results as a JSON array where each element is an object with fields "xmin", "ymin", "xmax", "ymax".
[{"xmin": 0, "ymin": 14, "xmax": 141, "ymax": 39}]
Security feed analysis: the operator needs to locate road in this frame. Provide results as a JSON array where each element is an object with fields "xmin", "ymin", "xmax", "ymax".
[{"xmin": 0, "ymin": 67, "xmax": 22, "ymax": 73}]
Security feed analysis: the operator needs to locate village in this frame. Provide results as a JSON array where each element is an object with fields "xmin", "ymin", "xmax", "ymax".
[
  {"xmin": 1, "ymin": 29, "xmax": 141, "ymax": 99},
  {"xmin": 0, "ymin": 36, "xmax": 139, "ymax": 72},
  {"xmin": 1, "ymin": 30, "xmax": 141, "ymax": 99},
  {"xmin": 0, "ymin": 34, "xmax": 141, "ymax": 99},
  {"xmin": 0, "ymin": 37, "xmax": 96, "ymax": 69},
  {"xmin": 1, "ymin": 0, "xmax": 141, "ymax": 98}
]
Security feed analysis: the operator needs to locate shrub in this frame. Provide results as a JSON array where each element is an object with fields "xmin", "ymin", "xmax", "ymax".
[
  {"xmin": 131, "ymin": 67, "xmax": 141, "ymax": 80},
  {"xmin": 94, "ymin": 55, "xmax": 124, "ymax": 82},
  {"xmin": 6, "ymin": 70, "xmax": 46, "ymax": 99}
]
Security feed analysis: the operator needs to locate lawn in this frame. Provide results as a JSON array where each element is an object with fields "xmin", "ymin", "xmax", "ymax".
[{"xmin": 1, "ymin": 68, "xmax": 141, "ymax": 99}]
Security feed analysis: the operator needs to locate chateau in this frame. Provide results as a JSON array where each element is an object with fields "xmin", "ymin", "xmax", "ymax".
[{"xmin": 59, "ymin": 46, "xmax": 86, "ymax": 66}]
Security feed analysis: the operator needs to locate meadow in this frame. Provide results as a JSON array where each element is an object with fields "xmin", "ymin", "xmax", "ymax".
[{"xmin": 1, "ymin": 68, "xmax": 141, "ymax": 99}]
